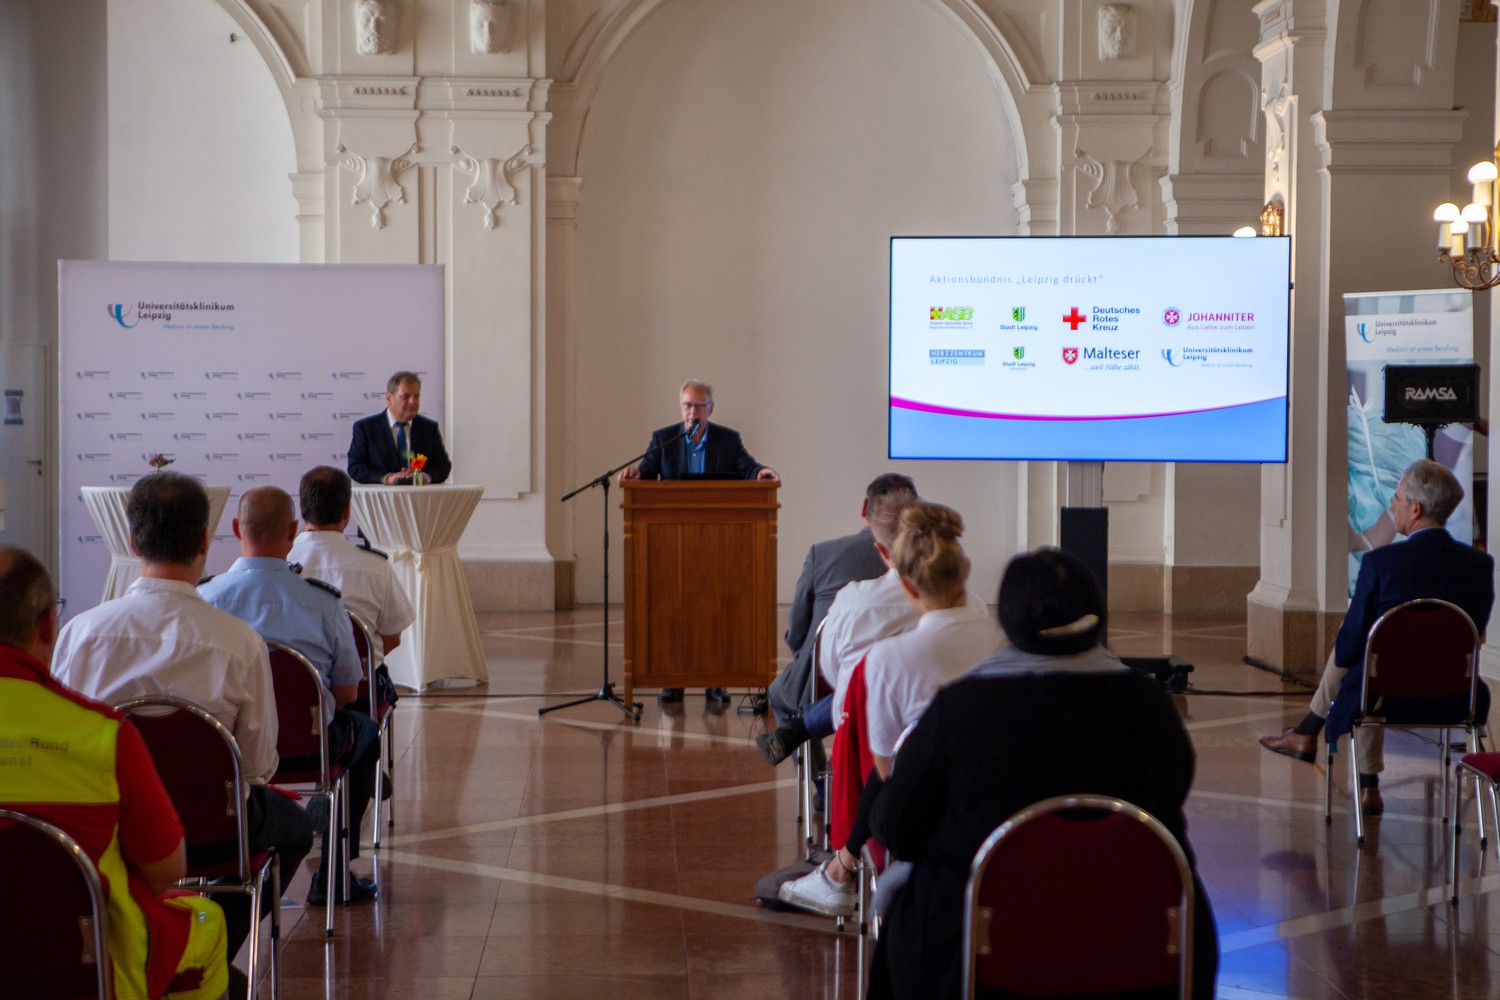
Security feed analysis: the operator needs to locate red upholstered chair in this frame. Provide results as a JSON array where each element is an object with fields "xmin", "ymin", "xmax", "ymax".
[
  {"xmin": 348, "ymin": 609, "xmax": 397, "ymax": 847},
  {"xmin": 1323, "ymin": 598, "xmax": 1483, "ymax": 844},
  {"xmin": 265, "ymin": 641, "xmax": 348, "ymax": 938},
  {"xmin": 963, "ymin": 795, "xmax": 1194, "ymax": 1000},
  {"xmin": 1449, "ymin": 752, "xmax": 1500, "ymax": 902},
  {"xmin": 0, "ymin": 808, "xmax": 114, "ymax": 999},
  {"xmin": 118, "ymin": 696, "xmax": 281, "ymax": 999}
]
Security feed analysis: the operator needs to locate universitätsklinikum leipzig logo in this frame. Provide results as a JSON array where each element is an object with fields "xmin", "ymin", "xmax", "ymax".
[{"xmin": 108, "ymin": 304, "xmax": 139, "ymax": 328}]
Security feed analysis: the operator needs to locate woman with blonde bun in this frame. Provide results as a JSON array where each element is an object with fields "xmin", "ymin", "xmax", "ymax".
[{"xmin": 780, "ymin": 502, "xmax": 1001, "ymax": 919}]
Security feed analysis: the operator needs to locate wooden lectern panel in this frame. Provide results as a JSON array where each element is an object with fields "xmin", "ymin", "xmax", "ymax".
[{"xmin": 621, "ymin": 481, "xmax": 779, "ymax": 706}]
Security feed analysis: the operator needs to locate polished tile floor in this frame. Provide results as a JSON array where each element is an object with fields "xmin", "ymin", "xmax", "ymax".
[{"xmin": 259, "ymin": 609, "xmax": 1500, "ymax": 999}]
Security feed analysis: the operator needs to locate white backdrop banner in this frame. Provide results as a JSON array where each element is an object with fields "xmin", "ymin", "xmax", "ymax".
[
  {"xmin": 58, "ymin": 260, "xmax": 445, "ymax": 619},
  {"xmin": 1342, "ymin": 288, "xmax": 1475, "ymax": 595}
]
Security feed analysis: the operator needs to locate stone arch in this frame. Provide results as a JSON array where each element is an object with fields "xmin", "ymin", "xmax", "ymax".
[{"xmin": 553, "ymin": 0, "xmax": 1038, "ymax": 183}]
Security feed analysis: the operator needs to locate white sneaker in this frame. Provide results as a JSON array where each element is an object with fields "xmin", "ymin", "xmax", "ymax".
[{"xmin": 779, "ymin": 862, "xmax": 856, "ymax": 917}]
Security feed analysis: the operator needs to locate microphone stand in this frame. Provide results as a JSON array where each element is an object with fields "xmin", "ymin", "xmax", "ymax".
[{"xmin": 539, "ymin": 422, "xmax": 699, "ymax": 722}]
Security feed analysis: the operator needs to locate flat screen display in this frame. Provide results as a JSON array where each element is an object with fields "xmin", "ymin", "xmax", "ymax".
[{"xmin": 889, "ymin": 236, "xmax": 1291, "ymax": 462}]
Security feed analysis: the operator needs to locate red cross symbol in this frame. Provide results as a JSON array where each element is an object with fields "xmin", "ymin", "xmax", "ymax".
[{"xmin": 1063, "ymin": 308, "xmax": 1087, "ymax": 330}]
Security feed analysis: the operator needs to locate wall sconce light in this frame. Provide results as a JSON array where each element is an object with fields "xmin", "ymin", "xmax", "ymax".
[
  {"xmin": 1434, "ymin": 144, "xmax": 1499, "ymax": 290},
  {"xmin": 1260, "ymin": 199, "xmax": 1284, "ymax": 237}
]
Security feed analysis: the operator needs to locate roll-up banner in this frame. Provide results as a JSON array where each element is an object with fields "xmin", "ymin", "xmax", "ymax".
[
  {"xmin": 1343, "ymin": 288, "xmax": 1475, "ymax": 595},
  {"xmin": 58, "ymin": 260, "xmax": 444, "ymax": 619}
]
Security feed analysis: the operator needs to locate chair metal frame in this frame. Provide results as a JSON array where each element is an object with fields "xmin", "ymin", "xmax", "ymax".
[
  {"xmin": 0, "ymin": 807, "xmax": 115, "ymax": 999},
  {"xmin": 796, "ymin": 618, "xmax": 831, "ymax": 855},
  {"xmin": 118, "ymin": 695, "xmax": 282, "ymax": 999},
  {"xmin": 1322, "ymin": 598, "xmax": 1483, "ymax": 843},
  {"xmin": 265, "ymin": 640, "xmax": 349, "ymax": 938},
  {"xmin": 1448, "ymin": 752, "xmax": 1500, "ymax": 902},
  {"xmin": 348, "ymin": 609, "xmax": 397, "ymax": 847},
  {"xmin": 962, "ymin": 794, "xmax": 1194, "ymax": 1000}
]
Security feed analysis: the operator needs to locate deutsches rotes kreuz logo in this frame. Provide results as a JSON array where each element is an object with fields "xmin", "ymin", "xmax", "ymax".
[{"xmin": 107, "ymin": 304, "xmax": 139, "ymax": 329}]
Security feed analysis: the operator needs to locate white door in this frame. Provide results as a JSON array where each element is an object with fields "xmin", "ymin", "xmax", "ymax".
[{"xmin": 0, "ymin": 344, "xmax": 50, "ymax": 563}]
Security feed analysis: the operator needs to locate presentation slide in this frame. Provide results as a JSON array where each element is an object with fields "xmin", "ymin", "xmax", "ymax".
[{"xmin": 890, "ymin": 236, "xmax": 1291, "ymax": 462}]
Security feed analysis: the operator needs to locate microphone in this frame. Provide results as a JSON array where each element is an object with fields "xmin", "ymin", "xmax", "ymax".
[{"xmin": 665, "ymin": 418, "xmax": 700, "ymax": 446}]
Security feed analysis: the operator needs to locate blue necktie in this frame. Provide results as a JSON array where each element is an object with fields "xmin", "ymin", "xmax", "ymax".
[{"xmin": 395, "ymin": 421, "xmax": 408, "ymax": 458}]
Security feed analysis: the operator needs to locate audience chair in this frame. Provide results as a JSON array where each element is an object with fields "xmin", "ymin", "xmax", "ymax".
[
  {"xmin": 348, "ymin": 609, "xmax": 397, "ymax": 847},
  {"xmin": 797, "ymin": 618, "xmax": 831, "ymax": 855},
  {"xmin": 854, "ymin": 721, "xmax": 916, "ymax": 996},
  {"xmin": 119, "ymin": 696, "xmax": 282, "ymax": 999},
  {"xmin": 963, "ymin": 794, "xmax": 1194, "ymax": 1000},
  {"xmin": 0, "ymin": 808, "xmax": 114, "ymax": 1000},
  {"xmin": 1449, "ymin": 751, "xmax": 1500, "ymax": 902},
  {"xmin": 266, "ymin": 640, "xmax": 349, "ymax": 938},
  {"xmin": 1323, "ymin": 598, "xmax": 1483, "ymax": 843}
]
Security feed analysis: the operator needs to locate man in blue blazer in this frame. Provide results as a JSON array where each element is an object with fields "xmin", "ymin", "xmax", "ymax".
[
  {"xmin": 1261, "ymin": 459, "xmax": 1493, "ymax": 814},
  {"xmin": 619, "ymin": 379, "xmax": 779, "ymax": 703},
  {"xmin": 347, "ymin": 372, "xmax": 452, "ymax": 485}
]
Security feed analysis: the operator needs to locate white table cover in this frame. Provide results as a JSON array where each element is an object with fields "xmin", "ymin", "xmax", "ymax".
[
  {"xmin": 350, "ymin": 484, "xmax": 486, "ymax": 691},
  {"xmin": 81, "ymin": 485, "xmax": 230, "ymax": 604}
]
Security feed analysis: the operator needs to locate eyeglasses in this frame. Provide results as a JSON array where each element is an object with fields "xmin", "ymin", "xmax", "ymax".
[{"xmin": 680, "ymin": 401, "xmax": 710, "ymax": 411}]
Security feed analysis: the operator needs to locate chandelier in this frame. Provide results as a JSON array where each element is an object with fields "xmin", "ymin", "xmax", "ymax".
[{"xmin": 1434, "ymin": 144, "xmax": 1500, "ymax": 290}]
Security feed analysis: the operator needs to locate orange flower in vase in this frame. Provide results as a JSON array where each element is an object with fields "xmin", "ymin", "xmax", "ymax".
[{"xmin": 409, "ymin": 452, "xmax": 429, "ymax": 486}]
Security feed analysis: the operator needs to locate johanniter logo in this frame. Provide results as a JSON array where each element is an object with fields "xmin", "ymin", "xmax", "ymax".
[{"xmin": 107, "ymin": 304, "xmax": 139, "ymax": 328}]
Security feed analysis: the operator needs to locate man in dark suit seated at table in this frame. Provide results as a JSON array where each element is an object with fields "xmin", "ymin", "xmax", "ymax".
[
  {"xmin": 1260, "ymin": 459, "xmax": 1494, "ymax": 815},
  {"xmin": 618, "ymin": 378, "xmax": 779, "ymax": 704},
  {"xmin": 347, "ymin": 371, "xmax": 452, "ymax": 485}
]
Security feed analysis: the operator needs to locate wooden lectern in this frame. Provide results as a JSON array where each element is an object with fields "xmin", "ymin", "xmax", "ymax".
[{"xmin": 621, "ymin": 480, "xmax": 779, "ymax": 706}]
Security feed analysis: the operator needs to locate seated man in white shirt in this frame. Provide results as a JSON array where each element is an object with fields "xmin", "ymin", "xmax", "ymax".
[
  {"xmin": 756, "ymin": 485, "xmax": 925, "ymax": 766},
  {"xmin": 289, "ymin": 465, "xmax": 415, "ymax": 681},
  {"xmin": 52, "ymin": 471, "xmax": 314, "ymax": 976}
]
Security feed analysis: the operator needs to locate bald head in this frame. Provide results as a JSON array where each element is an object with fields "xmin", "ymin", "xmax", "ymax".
[{"xmin": 234, "ymin": 486, "xmax": 297, "ymax": 557}]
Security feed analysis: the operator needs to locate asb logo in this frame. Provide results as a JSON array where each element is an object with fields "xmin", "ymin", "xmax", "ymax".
[
  {"xmin": 1011, "ymin": 307, "xmax": 1026, "ymax": 322},
  {"xmin": 930, "ymin": 307, "xmax": 973, "ymax": 322},
  {"xmin": 1012, "ymin": 347, "xmax": 1025, "ymax": 360},
  {"xmin": 1063, "ymin": 308, "xmax": 1087, "ymax": 331},
  {"xmin": 1162, "ymin": 308, "xmax": 1181, "ymax": 327},
  {"xmin": 1161, "ymin": 349, "xmax": 1182, "ymax": 367},
  {"xmin": 107, "ymin": 304, "xmax": 138, "ymax": 329},
  {"xmin": 1062, "ymin": 348, "xmax": 1079, "ymax": 365}
]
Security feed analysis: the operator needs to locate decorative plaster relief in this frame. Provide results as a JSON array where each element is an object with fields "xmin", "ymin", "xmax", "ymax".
[
  {"xmin": 1263, "ymin": 82, "xmax": 1292, "ymax": 187},
  {"xmin": 337, "ymin": 141, "xmax": 418, "ymax": 228},
  {"xmin": 354, "ymin": 0, "xmax": 398, "ymax": 55},
  {"xmin": 1074, "ymin": 146, "xmax": 1153, "ymax": 233},
  {"xmin": 451, "ymin": 144, "xmax": 538, "ymax": 230},
  {"xmin": 471, "ymin": 0, "xmax": 514, "ymax": 54},
  {"xmin": 1098, "ymin": 4, "xmax": 1137, "ymax": 61}
]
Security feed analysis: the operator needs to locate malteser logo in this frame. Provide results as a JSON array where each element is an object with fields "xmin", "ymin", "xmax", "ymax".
[{"xmin": 1062, "ymin": 348, "xmax": 1079, "ymax": 365}]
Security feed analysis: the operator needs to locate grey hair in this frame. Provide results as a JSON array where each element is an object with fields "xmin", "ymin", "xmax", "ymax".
[
  {"xmin": 1402, "ymin": 458, "xmax": 1463, "ymax": 525},
  {"xmin": 679, "ymin": 379, "xmax": 713, "ymax": 401}
]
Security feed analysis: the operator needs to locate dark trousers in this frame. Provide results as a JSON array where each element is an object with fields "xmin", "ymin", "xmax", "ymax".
[{"xmin": 221, "ymin": 785, "xmax": 315, "ymax": 960}]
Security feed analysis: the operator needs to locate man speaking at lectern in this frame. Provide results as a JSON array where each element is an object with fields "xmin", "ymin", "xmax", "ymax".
[
  {"xmin": 619, "ymin": 379, "xmax": 779, "ymax": 704},
  {"xmin": 348, "ymin": 371, "xmax": 452, "ymax": 485}
]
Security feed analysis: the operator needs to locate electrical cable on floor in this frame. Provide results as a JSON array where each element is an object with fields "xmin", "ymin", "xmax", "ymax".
[
  {"xmin": 1241, "ymin": 655, "xmax": 1319, "ymax": 690},
  {"xmin": 1183, "ymin": 687, "xmax": 1308, "ymax": 698}
]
